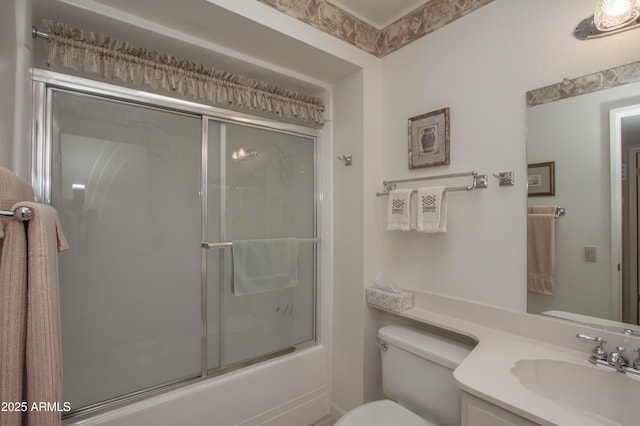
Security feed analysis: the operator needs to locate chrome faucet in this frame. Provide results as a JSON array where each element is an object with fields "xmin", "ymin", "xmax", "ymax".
[
  {"xmin": 608, "ymin": 346, "xmax": 629, "ymax": 372},
  {"xmin": 576, "ymin": 333, "xmax": 607, "ymax": 363},
  {"xmin": 633, "ymin": 348, "xmax": 640, "ymax": 370},
  {"xmin": 576, "ymin": 334, "xmax": 640, "ymax": 377}
]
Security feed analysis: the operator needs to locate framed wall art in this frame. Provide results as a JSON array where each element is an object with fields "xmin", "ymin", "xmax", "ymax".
[
  {"xmin": 527, "ymin": 161, "xmax": 555, "ymax": 196},
  {"xmin": 408, "ymin": 107, "xmax": 450, "ymax": 169}
]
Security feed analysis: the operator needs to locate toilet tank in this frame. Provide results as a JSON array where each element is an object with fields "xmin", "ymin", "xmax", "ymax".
[{"xmin": 378, "ymin": 325, "xmax": 473, "ymax": 426}]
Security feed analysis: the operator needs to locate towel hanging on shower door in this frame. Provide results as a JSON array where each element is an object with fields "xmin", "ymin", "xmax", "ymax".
[{"xmin": 231, "ymin": 238, "xmax": 298, "ymax": 296}]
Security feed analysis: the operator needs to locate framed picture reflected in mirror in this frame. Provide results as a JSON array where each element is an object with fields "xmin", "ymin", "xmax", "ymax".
[{"xmin": 527, "ymin": 161, "xmax": 555, "ymax": 196}]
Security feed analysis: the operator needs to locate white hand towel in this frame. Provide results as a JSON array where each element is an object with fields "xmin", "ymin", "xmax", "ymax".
[
  {"xmin": 417, "ymin": 186, "xmax": 447, "ymax": 233},
  {"xmin": 232, "ymin": 238, "xmax": 298, "ymax": 296},
  {"xmin": 387, "ymin": 189, "xmax": 413, "ymax": 231}
]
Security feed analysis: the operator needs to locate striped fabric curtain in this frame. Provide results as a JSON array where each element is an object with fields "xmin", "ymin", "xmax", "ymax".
[{"xmin": 43, "ymin": 20, "xmax": 325, "ymax": 126}]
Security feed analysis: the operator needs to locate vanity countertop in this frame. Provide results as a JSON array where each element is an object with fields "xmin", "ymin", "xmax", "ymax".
[{"xmin": 380, "ymin": 288, "xmax": 640, "ymax": 426}]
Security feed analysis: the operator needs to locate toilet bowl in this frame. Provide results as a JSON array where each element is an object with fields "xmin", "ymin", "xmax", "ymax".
[
  {"xmin": 335, "ymin": 400, "xmax": 431, "ymax": 426},
  {"xmin": 335, "ymin": 325, "xmax": 473, "ymax": 426}
]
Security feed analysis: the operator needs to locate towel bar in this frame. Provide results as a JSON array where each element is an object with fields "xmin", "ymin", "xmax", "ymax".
[
  {"xmin": 0, "ymin": 206, "xmax": 34, "ymax": 221},
  {"xmin": 376, "ymin": 170, "xmax": 488, "ymax": 196},
  {"xmin": 202, "ymin": 238, "xmax": 319, "ymax": 249}
]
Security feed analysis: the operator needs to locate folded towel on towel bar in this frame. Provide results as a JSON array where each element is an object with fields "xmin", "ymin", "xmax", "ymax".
[
  {"xmin": 387, "ymin": 189, "xmax": 413, "ymax": 231},
  {"xmin": 232, "ymin": 238, "xmax": 298, "ymax": 296},
  {"xmin": 417, "ymin": 186, "xmax": 447, "ymax": 233}
]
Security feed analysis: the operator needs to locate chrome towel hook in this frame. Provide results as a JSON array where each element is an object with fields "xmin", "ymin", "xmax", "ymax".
[
  {"xmin": 337, "ymin": 154, "xmax": 352, "ymax": 166},
  {"xmin": 493, "ymin": 171, "xmax": 515, "ymax": 186}
]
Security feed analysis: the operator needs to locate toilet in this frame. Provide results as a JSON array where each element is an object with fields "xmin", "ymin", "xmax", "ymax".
[{"xmin": 336, "ymin": 325, "xmax": 473, "ymax": 426}]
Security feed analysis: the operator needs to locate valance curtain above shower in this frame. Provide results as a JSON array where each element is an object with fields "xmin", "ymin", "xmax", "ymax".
[{"xmin": 42, "ymin": 20, "xmax": 325, "ymax": 126}]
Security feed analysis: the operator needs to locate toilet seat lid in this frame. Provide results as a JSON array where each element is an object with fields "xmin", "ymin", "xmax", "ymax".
[{"xmin": 335, "ymin": 400, "xmax": 434, "ymax": 426}]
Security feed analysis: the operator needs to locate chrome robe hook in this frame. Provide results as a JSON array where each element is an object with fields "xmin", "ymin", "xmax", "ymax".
[{"xmin": 337, "ymin": 154, "xmax": 352, "ymax": 166}]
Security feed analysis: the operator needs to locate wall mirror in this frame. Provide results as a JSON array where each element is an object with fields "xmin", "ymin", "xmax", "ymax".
[{"xmin": 527, "ymin": 60, "xmax": 640, "ymax": 333}]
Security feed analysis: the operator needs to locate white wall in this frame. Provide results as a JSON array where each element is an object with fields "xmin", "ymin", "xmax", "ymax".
[
  {"xmin": 331, "ymin": 70, "xmax": 365, "ymax": 412},
  {"xmin": 374, "ymin": 0, "xmax": 640, "ymax": 311},
  {"xmin": 0, "ymin": 0, "xmax": 32, "ymax": 173}
]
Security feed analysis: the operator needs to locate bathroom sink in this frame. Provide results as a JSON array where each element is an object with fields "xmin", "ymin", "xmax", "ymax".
[{"xmin": 510, "ymin": 359, "xmax": 640, "ymax": 426}]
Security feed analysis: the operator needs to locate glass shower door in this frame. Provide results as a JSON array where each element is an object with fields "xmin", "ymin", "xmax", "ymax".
[
  {"xmin": 36, "ymin": 77, "xmax": 319, "ymax": 417},
  {"xmin": 206, "ymin": 120, "xmax": 316, "ymax": 369},
  {"xmin": 49, "ymin": 90, "xmax": 202, "ymax": 413}
]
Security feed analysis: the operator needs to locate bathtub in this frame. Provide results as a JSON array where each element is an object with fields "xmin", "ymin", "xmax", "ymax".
[{"xmin": 67, "ymin": 346, "xmax": 330, "ymax": 426}]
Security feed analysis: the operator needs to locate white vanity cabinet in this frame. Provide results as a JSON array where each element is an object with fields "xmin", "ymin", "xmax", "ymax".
[{"xmin": 461, "ymin": 392, "xmax": 539, "ymax": 426}]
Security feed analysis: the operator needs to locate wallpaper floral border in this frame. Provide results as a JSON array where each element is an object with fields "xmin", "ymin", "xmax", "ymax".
[
  {"xmin": 257, "ymin": 0, "xmax": 494, "ymax": 57},
  {"xmin": 527, "ymin": 60, "xmax": 640, "ymax": 107}
]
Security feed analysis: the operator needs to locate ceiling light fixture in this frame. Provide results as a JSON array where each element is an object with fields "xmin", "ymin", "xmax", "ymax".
[{"xmin": 574, "ymin": 0, "xmax": 640, "ymax": 39}]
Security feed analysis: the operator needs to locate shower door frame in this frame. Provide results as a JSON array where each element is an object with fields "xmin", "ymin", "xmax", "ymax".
[{"xmin": 30, "ymin": 68, "xmax": 322, "ymax": 417}]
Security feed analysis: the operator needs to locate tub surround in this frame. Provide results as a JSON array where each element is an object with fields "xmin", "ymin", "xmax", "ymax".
[{"xmin": 371, "ymin": 288, "xmax": 640, "ymax": 426}]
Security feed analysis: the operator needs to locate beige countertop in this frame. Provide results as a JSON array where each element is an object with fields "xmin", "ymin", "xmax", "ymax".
[{"xmin": 373, "ymin": 289, "xmax": 640, "ymax": 426}]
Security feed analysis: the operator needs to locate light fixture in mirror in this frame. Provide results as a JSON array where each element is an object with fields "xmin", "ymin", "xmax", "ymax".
[
  {"xmin": 575, "ymin": 0, "xmax": 640, "ymax": 39},
  {"xmin": 231, "ymin": 148, "xmax": 258, "ymax": 161},
  {"xmin": 526, "ymin": 60, "xmax": 640, "ymax": 335}
]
